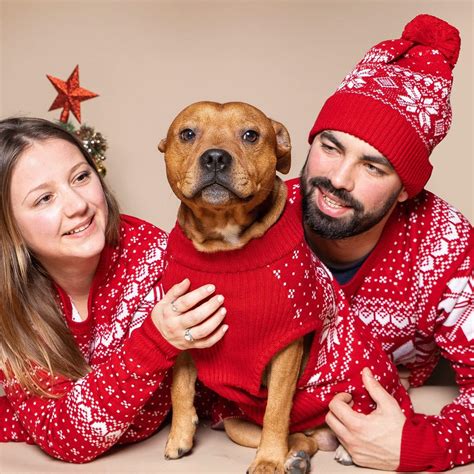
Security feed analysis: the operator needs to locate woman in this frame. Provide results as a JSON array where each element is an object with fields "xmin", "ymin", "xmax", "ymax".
[{"xmin": 0, "ymin": 117, "xmax": 228, "ymax": 462}]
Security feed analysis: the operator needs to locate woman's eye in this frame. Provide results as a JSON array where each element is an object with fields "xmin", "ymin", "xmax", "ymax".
[
  {"xmin": 180, "ymin": 129, "xmax": 196, "ymax": 141},
  {"xmin": 75, "ymin": 171, "xmax": 91, "ymax": 183},
  {"xmin": 35, "ymin": 194, "xmax": 53, "ymax": 206},
  {"xmin": 242, "ymin": 130, "xmax": 259, "ymax": 143}
]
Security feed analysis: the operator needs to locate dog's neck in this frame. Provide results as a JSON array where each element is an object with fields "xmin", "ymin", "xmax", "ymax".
[{"xmin": 177, "ymin": 178, "xmax": 287, "ymax": 253}]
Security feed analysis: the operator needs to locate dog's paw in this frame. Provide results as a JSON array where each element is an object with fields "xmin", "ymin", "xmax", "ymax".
[
  {"xmin": 334, "ymin": 445, "xmax": 354, "ymax": 466},
  {"xmin": 284, "ymin": 450, "xmax": 311, "ymax": 474},
  {"xmin": 310, "ymin": 427, "xmax": 339, "ymax": 452},
  {"xmin": 164, "ymin": 413, "xmax": 199, "ymax": 460},
  {"xmin": 247, "ymin": 459, "xmax": 285, "ymax": 474},
  {"xmin": 164, "ymin": 444, "xmax": 192, "ymax": 460}
]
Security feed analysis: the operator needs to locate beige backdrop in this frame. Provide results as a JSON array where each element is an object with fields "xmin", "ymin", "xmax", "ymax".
[{"xmin": 1, "ymin": 0, "xmax": 472, "ymax": 231}]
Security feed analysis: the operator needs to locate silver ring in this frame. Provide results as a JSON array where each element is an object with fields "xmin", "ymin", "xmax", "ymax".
[
  {"xmin": 171, "ymin": 300, "xmax": 178, "ymax": 312},
  {"xmin": 184, "ymin": 328, "xmax": 194, "ymax": 342}
]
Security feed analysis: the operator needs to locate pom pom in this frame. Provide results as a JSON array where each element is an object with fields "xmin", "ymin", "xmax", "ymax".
[{"xmin": 402, "ymin": 14, "xmax": 461, "ymax": 66}]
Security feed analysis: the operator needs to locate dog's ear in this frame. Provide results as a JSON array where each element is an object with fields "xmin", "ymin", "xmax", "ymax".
[
  {"xmin": 158, "ymin": 138, "xmax": 167, "ymax": 153},
  {"xmin": 271, "ymin": 120, "xmax": 291, "ymax": 174}
]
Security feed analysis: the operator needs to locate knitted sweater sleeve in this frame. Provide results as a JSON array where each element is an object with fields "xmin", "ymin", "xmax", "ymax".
[
  {"xmin": 0, "ymin": 395, "xmax": 31, "ymax": 443},
  {"xmin": 399, "ymin": 252, "xmax": 474, "ymax": 472},
  {"xmin": 0, "ymin": 293, "xmax": 180, "ymax": 463}
]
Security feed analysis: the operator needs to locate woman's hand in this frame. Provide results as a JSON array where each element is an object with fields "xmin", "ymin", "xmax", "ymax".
[{"xmin": 152, "ymin": 278, "xmax": 228, "ymax": 350}]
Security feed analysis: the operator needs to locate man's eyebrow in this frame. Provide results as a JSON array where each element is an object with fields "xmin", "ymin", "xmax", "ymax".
[
  {"xmin": 319, "ymin": 131, "xmax": 345, "ymax": 151},
  {"xmin": 361, "ymin": 153, "xmax": 394, "ymax": 169}
]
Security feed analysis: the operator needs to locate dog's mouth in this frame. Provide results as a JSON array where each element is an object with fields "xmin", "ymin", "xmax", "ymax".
[
  {"xmin": 201, "ymin": 183, "xmax": 233, "ymax": 205},
  {"xmin": 197, "ymin": 182, "xmax": 254, "ymax": 205}
]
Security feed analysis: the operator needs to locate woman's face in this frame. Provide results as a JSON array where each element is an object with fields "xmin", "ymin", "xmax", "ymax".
[{"xmin": 10, "ymin": 138, "xmax": 108, "ymax": 272}]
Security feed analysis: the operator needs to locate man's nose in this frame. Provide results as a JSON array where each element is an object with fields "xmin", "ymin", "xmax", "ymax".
[{"xmin": 329, "ymin": 160, "xmax": 355, "ymax": 192}]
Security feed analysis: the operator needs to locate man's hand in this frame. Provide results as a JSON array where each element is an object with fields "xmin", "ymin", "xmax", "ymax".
[{"xmin": 325, "ymin": 367, "xmax": 406, "ymax": 471}]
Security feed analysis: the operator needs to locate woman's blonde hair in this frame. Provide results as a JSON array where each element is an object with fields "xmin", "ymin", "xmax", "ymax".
[{"xmin": 0, "ymin": 117, "xmax": 120, "ymax": 397}]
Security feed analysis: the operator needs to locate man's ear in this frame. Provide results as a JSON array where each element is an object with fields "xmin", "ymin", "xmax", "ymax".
[
  {"xmin": 398, "ymin": 188, "xmax": 409, "ymax": 203},
  {"xmin": 158, "ymin": 138, "xmax": 167, "ymax": 153},
  {"xmin": 271, "ymin": 119, "xmax": 291, "ymax": 174}
]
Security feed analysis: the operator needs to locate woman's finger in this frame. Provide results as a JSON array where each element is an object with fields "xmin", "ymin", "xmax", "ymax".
[
  {"xmin": 185, "ymin": 307, "xmax": 227, "ymax": 340},
  {"xmin": 169, "ymin": 283, "xmax": 216, "ymax": 313},
  {"xmin": 178, "ymin": 294, "xmax": 225, "ymax": 328},
  {"xmin": 192, "ymin": 324, "xmax": 229, "ymax": 349},
  {"xmin": 161, "ymin": 278, "xmax": 191, "ymax": 305}
]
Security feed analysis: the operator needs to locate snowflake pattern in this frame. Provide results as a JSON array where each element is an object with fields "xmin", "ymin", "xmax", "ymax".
[{"xmin": 334, "ymin": 55, "xmax": 452, "ymax": 149}]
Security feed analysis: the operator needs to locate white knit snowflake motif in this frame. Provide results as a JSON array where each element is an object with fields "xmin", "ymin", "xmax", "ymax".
[
  {"xmin": 338, "ymin": 68, "xmax": 374, "ymax": 90},
  {"xmin": 397, "ymin": 83, "xmax": 439, "ymax": 133},
  {"xmin": 439, "ymin": 275, "xmax": 474, "ymax": 342},
  {"xmin": 361, "ymin": 48, "xmax": 391, "ymax": 64}
]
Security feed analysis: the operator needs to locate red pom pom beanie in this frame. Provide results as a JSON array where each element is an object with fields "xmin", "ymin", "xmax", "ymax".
[{"xmin": 308, "ymin": 14, "xmax": 461, "ymax": 197}]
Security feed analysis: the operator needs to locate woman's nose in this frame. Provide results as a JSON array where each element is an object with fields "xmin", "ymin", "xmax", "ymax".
[{"xmin": 62, "ymin": 187, "xmax": 88, "ymax": 217}]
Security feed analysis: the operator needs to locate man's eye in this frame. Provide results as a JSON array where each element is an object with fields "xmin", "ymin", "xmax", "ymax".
[
  {"xmin": 365, "ymin": 163, "xmax": 385, "ymax": 176},
  {"xmin": 242, "ymin": 130, "xmax": 259, "ymax": 143},
  {"xmin": 321, "ymin": 143, "xmax": 336, "ymax": 152},
  {"xmin": 180, "ymin": 129, "xmax": 196, "ymax": 141}
]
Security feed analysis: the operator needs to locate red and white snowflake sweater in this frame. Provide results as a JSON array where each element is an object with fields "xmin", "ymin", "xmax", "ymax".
[
  {"xmin": 0, "ymin": 215, "xmax": 183, "ymax": 463},
  {"xmin": 288, "ymin": 178, "xmax": 474, "ymax": 471},
  {"xmin": 162, "ymin": 189, "xmax": 412, "ymax": 432}
]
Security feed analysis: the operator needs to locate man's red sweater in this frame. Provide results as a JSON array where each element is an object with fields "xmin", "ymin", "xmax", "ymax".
[{"xmin": 287, "ymin": 178, "xmax": 473, "ymax": 472}]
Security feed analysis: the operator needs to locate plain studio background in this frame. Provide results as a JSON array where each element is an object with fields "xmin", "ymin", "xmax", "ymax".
[{"xmin": 1, "ymin": 0, "xmax": 472, "ymax": 230}]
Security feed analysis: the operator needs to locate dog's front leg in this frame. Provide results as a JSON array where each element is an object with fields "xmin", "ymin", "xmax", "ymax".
[
  {"xmin": 164, "ymin": 352, "xmax": 198, "ymax": 459},
  {"xmin": 248, "ymin": 339, "xmax": 304, "ymax": 474}
]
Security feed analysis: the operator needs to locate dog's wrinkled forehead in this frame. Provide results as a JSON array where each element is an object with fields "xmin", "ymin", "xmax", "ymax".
[{"xmin": 168, "ymin": 101, "xmax": 273, "ymax": 137}]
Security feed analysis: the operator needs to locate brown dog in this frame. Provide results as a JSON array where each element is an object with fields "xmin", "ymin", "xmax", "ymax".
[{"xmin": 158, "ymin": 101, "xmax": 339, "ymax": 473}]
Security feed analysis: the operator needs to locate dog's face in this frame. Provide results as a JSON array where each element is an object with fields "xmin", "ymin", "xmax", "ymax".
[{"xmin": 159, "ymin": 101, "xmax": 291, "ymax": 213}]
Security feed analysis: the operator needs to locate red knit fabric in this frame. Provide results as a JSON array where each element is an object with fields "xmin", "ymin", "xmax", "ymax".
[
  {"xmin": 308, "ymin": 14, "xmax": 461, "ymax": 197},
  {"xmin": 288, "ymin": 178, "xmax": 473, "ymax": 471},
  {"xmin": 0, "ymin": 215, "xmax": 180, "ymax": 462},
  {"xmin": 162, "ymin": 187, "xmax": 413, "ymax": 432}
]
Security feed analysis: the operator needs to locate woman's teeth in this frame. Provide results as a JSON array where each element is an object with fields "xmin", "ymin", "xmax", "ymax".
[{"xmin": 66, "ymin": 221, "xmax": 90, "ymax": 235}]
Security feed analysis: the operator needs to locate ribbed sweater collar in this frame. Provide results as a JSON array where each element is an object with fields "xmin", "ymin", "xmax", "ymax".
[{"xmin": 167, "ymin": 201, "xmax": 303, "ymax": 273}]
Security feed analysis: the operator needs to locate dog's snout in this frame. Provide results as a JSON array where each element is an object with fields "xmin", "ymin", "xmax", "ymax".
[{"xmin": 200, "ymin": 149, "xmax": 232, "ymax": 172}]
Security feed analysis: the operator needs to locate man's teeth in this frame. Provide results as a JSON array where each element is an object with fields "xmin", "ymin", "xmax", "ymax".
[
  {"xmin": 323, "ymin": 194, "xmax": 345, "ymax": 209},
  {"xmin": 66, "ymin": 222, "xmax": 90, "ymax": 235}
]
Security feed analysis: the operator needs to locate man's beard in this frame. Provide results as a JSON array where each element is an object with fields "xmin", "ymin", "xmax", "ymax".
[{"xmin": 300, "ymin": 174, "xmax": 401, "ymax": 240}]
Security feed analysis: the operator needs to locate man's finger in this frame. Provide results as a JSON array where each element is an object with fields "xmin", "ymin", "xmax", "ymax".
[
  {"xmin": 332, "ymin": 392, "xmax": 353, "ymax": 405},
  {"xmin": 329, "ymin": 396, "xmax": 364, "ymax": 428},
  {"xmin": 325, "ymin": 411, "xmax": 351, "ymax": 443},
  {"xmin": 361, "ymin": 367, "xmax": 398, "ymax": 409}
]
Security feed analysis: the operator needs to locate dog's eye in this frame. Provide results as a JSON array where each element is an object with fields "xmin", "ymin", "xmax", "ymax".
[
  {"xmin": 242, "ymin": 130, "xmax": 259, "ymax": 143},
  {"xmin": 180, "ymin": 129, "xmax": 196, "ymax": 141}
]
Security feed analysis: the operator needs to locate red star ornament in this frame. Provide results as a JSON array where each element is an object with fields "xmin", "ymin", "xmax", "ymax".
[{"xmin": 47, "ymin": 65, "xmax": 98, "ymax": 123}]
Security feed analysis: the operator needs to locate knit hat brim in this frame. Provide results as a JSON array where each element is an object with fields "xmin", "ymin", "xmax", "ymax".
[{"xmin": 308, "ymin": 93, "xmax": 432, "ymax": 198}]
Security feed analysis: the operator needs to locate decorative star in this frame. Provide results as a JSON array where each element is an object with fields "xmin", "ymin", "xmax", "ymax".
[{"xmin": 47, "ymin": 65, "xmax": 98, "ymax": 123}]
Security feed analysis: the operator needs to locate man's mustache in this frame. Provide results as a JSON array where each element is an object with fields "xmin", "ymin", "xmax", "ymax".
[{"xmin": 307, "ymin": 177, "xmax": 364, "ymax": 213}]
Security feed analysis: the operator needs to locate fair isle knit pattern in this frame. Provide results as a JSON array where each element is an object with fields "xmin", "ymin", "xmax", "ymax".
[
  {"xmin": 289, "ymin": 177, "xmax": 473, "ymax": 471},
  {"xmin": 163, "ymin": 185, "xmax": 412, "ymax": 432},
  {"xmin": 308, "ymin": 15, "xmax": 461, "ymax": 198},
  {"xmin": 0, "ymin": 215, "xmax": 181, "ymax": 462},
  {"xmin": 335, "ymin": 45, "xmax": 452, "ymax": 151}
]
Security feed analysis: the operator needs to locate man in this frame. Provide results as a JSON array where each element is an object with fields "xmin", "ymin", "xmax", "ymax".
[{"xmin": 299, "ymin": 13, "xmax": 473, "ymax": 472}]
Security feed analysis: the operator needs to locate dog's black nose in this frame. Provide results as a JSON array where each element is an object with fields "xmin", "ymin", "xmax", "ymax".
[{"xmin": 199, "ymin": 149, "xmax": 232, "ymax": 172}]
